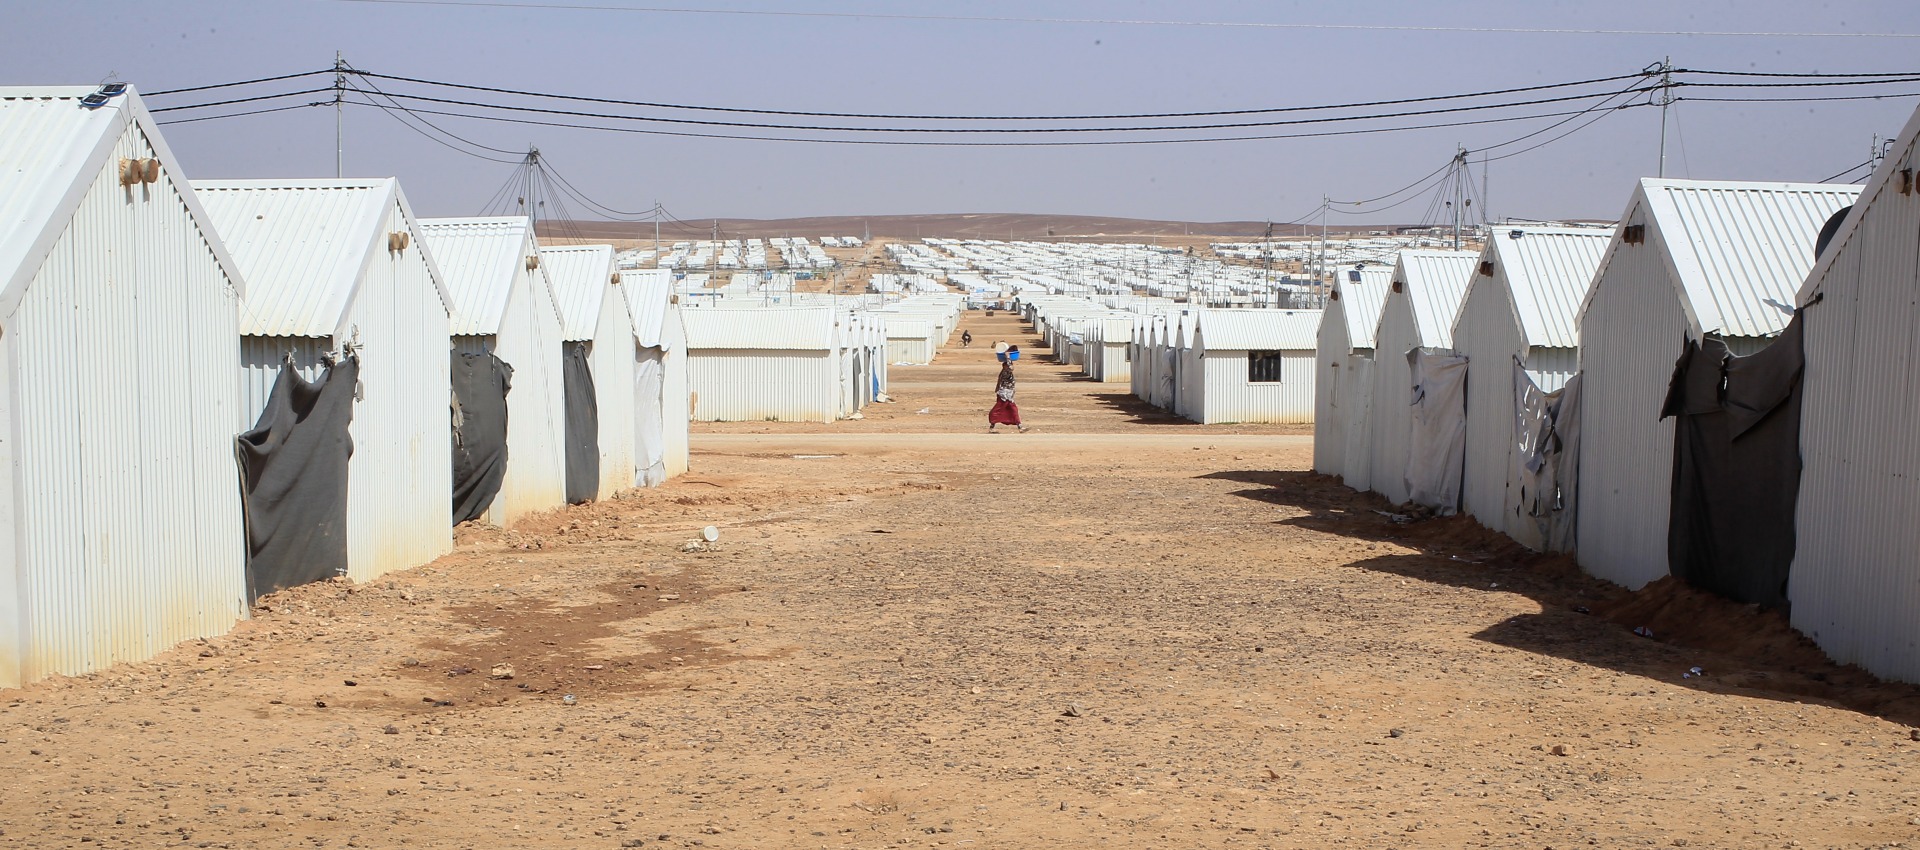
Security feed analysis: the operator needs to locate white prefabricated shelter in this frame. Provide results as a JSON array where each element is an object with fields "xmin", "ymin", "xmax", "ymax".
[
  {"xmin": 1313, "ymin": 267, "xmax": 1392, "ymax": 483},
  {"xmin": 1451, "ymin": 227, "xmax": 1610, "ymax": 533},
  {"xmin": 418, "ymin": 217, "xmax": 568, "ymax": 527},
  {"xmin": 1183, "ymin": 309, "xmax": 1322, "ymax": 424},
  {"xmin": 1788, "ymin": 103, "xmax": 1920, "ymax": 683},
  {"xmin": 0, "ymin": 85, "xmax": 248, "ymax": 688},
  {"xmin": 542, "ymin": 244, "xmax": 638, "ymax": 502},
  {"xmin": 884, "ymin": 317, "xmax": 938, "ymax": 365},
  {"xmin": 1576, "ymin": 178, "xmax": 1859, "ymax": 590},
  {"xmin": 682, "ymin": 307, "xmax": 843, "ymax": 423},
  {"xmin": 1085, "ymin": 316, "xmax": 1135, "ymax": 383},
  {"xmin": 195, "ymin": 177, "xmax": 457, "ymax": 586},
  {"xmin": 1365, "ymin": 251, "xmax": 1478, "ymax": 505},
  {"xmin": 619, "ymin": 269, "xmax": 690, "ymax": 485}
]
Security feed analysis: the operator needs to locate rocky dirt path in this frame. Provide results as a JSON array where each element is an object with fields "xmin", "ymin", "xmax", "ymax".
[{"xmin": 3, "ymin": 312, "xmax": 1919, "ymax": 849}]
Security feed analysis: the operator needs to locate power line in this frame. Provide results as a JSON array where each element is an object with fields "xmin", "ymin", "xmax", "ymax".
[
  {"xmin": 1678, "ymin": 91, "xmax": 1920, "ymax": 104},
  {"xmin": 154, "ymin": 101, "xmax": 328, "ymax": 126},
  {"xmin": 1817, "ymin": 159, "xmax": 1875, "ymax": 183},
  {"xmin": 351, "ymin": 69, "xmax": 1651, "ymax": 122},
  {"xmin": 146, "ymin": 87, "xmax": 336, "ymax": 113},
  {"xmin": 323, "ymin": 0, "xmax": 1920, "ymax": 39},
  {"xmin": 344, "ymin": 68, "xmax": 522, "ymax": 155},
  {"xmin": 145, "ymin": 69, "xmax": 334, "ymax": 96},
  {"xmin": 341, "ymin": 96, "xmax": 522, "ymax": 164},
  {"xmin": 356, "ymin": 84, "xmax": 1665, "ymax": 135}
]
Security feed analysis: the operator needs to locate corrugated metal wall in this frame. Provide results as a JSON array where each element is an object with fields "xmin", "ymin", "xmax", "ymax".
[
  {"xmin": 1095, "ymin": 342, "xmax": 1131, "ymax": 384},
  {"xmin": 1790, "ymin": 142, "xmax": 1920, "ymax": 683},
  {"xmin": 1314, "ymin": 302, "xmax": 1352, "ymax": 475},
  {"xmin": 1339, "ymin": 354, "xmax": 1375, "ymax": 491},
  {"xmin": 687, "ymin": 350, "xmax": 835, "ymax": 423},
  {"xmin": 660, "ymin": 312, "xmax": 691, "ymax": 478},
  {"xmin": 3, "ymin": 124, "xmax": 247, "ymax": 687},
  {"xmin": 450, "ymin": 262, "xmax": 567, "ymax": 528},
  {"xmin": 1453, "ymin": 273, "xmax": 1528, "ymax": 534},
  {"xmin": 886, "ymin": 338, "xmax": 935, "ymax": 365},
  {"xmin": 589, "ymin": 291, "xmax": 636, "ymax": 501},
  {"xmin": 1368, "ymin": 296, "xmax": 1421, "ymax": 505},
  {"xmin": 1196, "ymin": 351, "xmax": 1316, "ymax": 424},
  {"xmin": 1575, "ymin": 221, "xmax": 1686, "ymax": 590}
]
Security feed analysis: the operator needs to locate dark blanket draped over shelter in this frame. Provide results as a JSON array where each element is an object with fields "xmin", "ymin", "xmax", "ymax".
[
  {"xmin": 562, "ymin": 341, "xmax": 600, "ymax": 505},
  {"xmin": 1660, "ymin": 314, "xmax": 1806, "ymax": 610},
  {"xmin": 236, "ymin": 355, "xmax": 358, "ymax": 603},
  {"xmin": 451, "ymin": 351, "xmax": 512, "ymax": 525}
]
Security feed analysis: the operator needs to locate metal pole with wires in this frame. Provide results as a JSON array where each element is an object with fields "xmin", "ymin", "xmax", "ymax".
[
  {"xmin": 333, "ymin": 52, "xmax": 346, "ymax": 178},
  {"xmin": 1656, "ymin": 57, "xmax": 1673, "ymax": 178}
]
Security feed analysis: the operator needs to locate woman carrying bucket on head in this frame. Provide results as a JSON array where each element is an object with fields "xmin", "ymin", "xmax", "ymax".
[{"xmin": 989, "ymin": 343, "xmax": 1028, "ymax": 433}]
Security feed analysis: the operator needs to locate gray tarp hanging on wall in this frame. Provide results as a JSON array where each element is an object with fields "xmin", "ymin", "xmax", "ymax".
[
  {"xmin": 1405, "ymin": 348, "xmax": 1469, "ymax": 514},
  {"xmin": 1507, "ymin": 363, "xmax": 1582, "ymax": 553},
  {"xmin": 236, "ymin": 355, "xmax": 358, "ymax": 603},
  {"xmin": 451, "ymin": 351, "xmax": 512, "ymax": 525},
  {"xmin": 562, "ymin": 341, "xmax": 600, "ymax": 505},
  {"xmin": 634, "ymin": 348, "xmax": 667, "ymax": 487},
  {"xmin": 1660, "ymin": 314, "xmax": 1806, "ymax": 610}
]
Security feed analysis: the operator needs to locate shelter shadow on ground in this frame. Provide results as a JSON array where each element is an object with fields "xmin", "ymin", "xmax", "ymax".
[
  {"xmin": 1198, "ymin": 468, "xmax": 1920, "ymax": 727},
  {"xmin": 1088, "ymin": 391, "xmax": 1206, "ymax": 426}
]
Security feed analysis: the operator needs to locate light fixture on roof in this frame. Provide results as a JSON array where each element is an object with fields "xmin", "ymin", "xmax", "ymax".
[
  {"xmin": 1508, "ymin": 230, "xmax": 1525, "ymax": 240},
  {"xmin": 80, "ymin": 82, "xmax": 127, "ymax": 110}
]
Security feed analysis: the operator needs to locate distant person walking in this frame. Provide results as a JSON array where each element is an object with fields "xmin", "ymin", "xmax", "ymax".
[
  {"xmin": 961, "ymin": 329, "xmax": 973, "ymax": 348},
  {"xmin": 989, "ymin": 345, "xmax": 1027, "ymax": 433}
]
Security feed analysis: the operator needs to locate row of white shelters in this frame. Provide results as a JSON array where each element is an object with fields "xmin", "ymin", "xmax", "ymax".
[
  {"xmin": 1084, "ymin": 316, "xmax": 1136, "ymax": 383},
  {"xmin": 1312, "ymin": 265, "xmax": 1393, "ymax": 484},
  {"xmin": 620, "ymin": 269, "xmax": 691, "ymax": 485},
  {"xmin": 1365, "ymin": 251, "xmax": 1478, "ymax": 505},
  {"xmin": 195, "ymin": 177, "xmax": 456, "ymax": 592},
  {"xmin": 1576, "ymin": 179, "xmax": 1859, "ymax": 590},
  {"xmin": 419, "ymin": 217, "xmax": 569, "ymax": 527},
  {"xmin": 0, "ymin": 85, "xmax": 250, "ymax": 688},
  {"xmin": 1451, "ymin": 227, "xmax": 1610, "ymax": 534},
  {"xmin": 542, "ymin": 244, "xmax": 638, "ymax": 503}
]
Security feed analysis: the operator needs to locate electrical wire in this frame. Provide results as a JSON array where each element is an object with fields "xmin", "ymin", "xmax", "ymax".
[
  {"xmin": 154, "ymin": 101, "xmax": 328, "ymax": 126},
  {"xmin": 146, "ymin": 87, "xmax": 336, "ymax": 113},
  {"xmin": 145, "ymin": 69, "xmax": 334, "ymax": 96},
  {"xmin": 1677, "ymin": 68, "xmax": 1920, "ymax": 78},
  {"xmin": 358, "ymin": 84, "xmax": 1664, "ymax": 134},
  {"xmin": 1818, "ymin": 159, "xmax": 1875, "ymax": 183},
  {"xmin": 341, "ymin": 88, "xmax": 523, "ymax": 164},
  {"xmin": 344, "ymin": 68, "xmax": 523, "ymax": 155},
  {"xmin": 1677, "ymin": 91, "xmax": 1920, "ymax": 104},
  {"xmin": 349, "ymin": 69, "xmax": 1651, "ymax": 122}
]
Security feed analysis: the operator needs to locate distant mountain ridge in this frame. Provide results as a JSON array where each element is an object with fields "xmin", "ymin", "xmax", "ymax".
[{"xmin": 536, "ymin": 212, "xmax": 1393, "ymax": 242}]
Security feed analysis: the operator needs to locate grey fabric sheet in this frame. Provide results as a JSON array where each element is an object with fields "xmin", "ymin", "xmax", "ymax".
[
  {"xmin": 563, "ymin": 341, "xmax": 600, "ymax": 505},
  {"xmin": 451, "ymin": 351, "xmax": 512, "ymax": 525},
  {"xmin": 236, "ymin": 355, "xmax": 358, "ymax": 603},
  {"xmin": 1660, "ymin": 314, "xmax": 1806, "ymax": 609}
]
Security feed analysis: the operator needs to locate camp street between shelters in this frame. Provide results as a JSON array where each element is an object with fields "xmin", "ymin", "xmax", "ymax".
[{"xmin": 1, "ymin": 311, "xmax": 1917, "ymax": 849}]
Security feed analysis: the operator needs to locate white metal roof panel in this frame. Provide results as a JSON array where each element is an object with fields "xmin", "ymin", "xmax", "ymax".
[
  {"xmin": 418, "ymin": 216, "xmax": 538, "ymax": 336},
  {"xmin": 1195, "ymin": 309, "xmax": 1322, "ymax": 350},
  {"xmin": 1395, "ymin": 250, "xmax": 1479, "ymax": 347},
  {"xmin": 1640, "ymin": 178, "xmax": 1860, "ymax": 338},
  {"xmin": 0, "ymin": 85, "xmax": 247, "ymax": 314},
  {"xmin": 194, "ymin": 179, "xmax": 395, "ymax": 337},
  {"xmin": 1488, "ymin": 226, "xmax": 1611, "ymax": 347},
  {"xmin": 540, "ymin": 244, "xmax": 617, "ymax": 341},
  {"xmin": 1333, "ymin": 266, "xmax": 1393, "ymax": 349},
  {"xmin": 681, "ymin": 306, "xmax": 836, "ymax": 350},
  {"xmin": 619, "ymin": 269, "xmax": 675, "ymax": 348}
]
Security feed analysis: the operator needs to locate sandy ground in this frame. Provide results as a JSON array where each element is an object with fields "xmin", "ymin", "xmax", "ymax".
[{"xmin": 5, "ymin": 314, "xmax": 1920, "ymax": 849}]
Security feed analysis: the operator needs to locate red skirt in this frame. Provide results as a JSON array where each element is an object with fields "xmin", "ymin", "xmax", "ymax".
[{"xmin": 988, "ymin": 400, "xmax": 1022, "ymax": 426}]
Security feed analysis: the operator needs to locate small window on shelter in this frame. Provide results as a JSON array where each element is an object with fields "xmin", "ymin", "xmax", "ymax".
[{"xmin": 1249, "ymin": 351, "xmax": 1288, "ymax": 383}]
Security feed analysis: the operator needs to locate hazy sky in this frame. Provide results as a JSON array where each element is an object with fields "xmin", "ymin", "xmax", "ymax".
[{"xmin": 9, "ymin": 1, "xmax": 1920, "ymax": 224}]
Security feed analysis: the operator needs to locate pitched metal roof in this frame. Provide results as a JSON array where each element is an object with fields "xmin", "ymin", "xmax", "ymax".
[
  {"xmin": 619, "ymin": 269, "xmax": 676, "ymax": 348},
  {"xmin": 1800, "ymin": 104, "xmax": 1920, "ymax": 306},
  {"xmin": 1633, "ymin": 178, "xmax": 1861, "ymax": 338},
  {"xmin": 417, "ymin": 216, "xmax": 544, "ymax": 336},
  {"xmin": 1194, "ymin": 308, "xmax": 1322, "ymax": 351},
  {"xmin": 0, "ymin": 85, "xmax": 246, "ymax": 316},
  {"xmin": 539, "ymin": 244, "xmax": 617, "ymax": 341},
  {"xmin": 1393, "ymin": 250, "xmax": 1479, "ymax": 348},
  {"xmin": 681, "ymin": 306, "xmax": 837, "ymax": 350},
  {"xmin": 1333, "ymin": 266, "xmax": 1393, "ymax": 349},
  {"xmin": 1481, "ymin": 225, "xmax": 1612, "ymax": 347},
  {"xmin": 194, "ymin": 178, "xmax": 444, "ymax": 338}
]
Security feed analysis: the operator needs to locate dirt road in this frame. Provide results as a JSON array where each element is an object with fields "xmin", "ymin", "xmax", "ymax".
[{"xmin": 4, "ymin": 312, "xmax": 1919, "ymax": 849}]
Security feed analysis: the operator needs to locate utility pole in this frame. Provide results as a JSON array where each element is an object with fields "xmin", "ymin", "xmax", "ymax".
[
  {"xmin": 1656, "ymin": 57, "xmax": 1674, "ymax": 178},
  {"xmin": 1318, "ymin": 195, "xmax": 1328, "ymax": 293},
  {"xmin": 333, "ymin": 52, "xmax": 346, "ymax": 178},
  {"xmin": 1262, "ymin": 220, "xmax": 1274, "ymax": 308},
  {"xmin": 652, "ymin": 201, "xmax": 660, "ymax": 254},
  {"xmin": 1453, "ymin": 146, "xmax": 1467, "ymax": 250}
]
